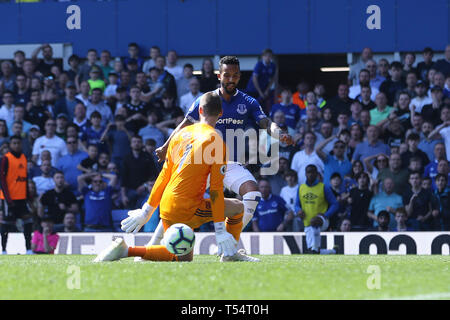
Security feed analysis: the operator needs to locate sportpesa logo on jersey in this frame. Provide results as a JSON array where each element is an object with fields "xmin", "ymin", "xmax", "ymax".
[{"xmin": 216, "ymin": 118, "xmax": 244, "ymax": 125}]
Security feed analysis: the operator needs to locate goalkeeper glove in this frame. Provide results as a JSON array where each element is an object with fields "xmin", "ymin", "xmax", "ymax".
[
  {"xmin": 214, "ymin": 222, "xmax": 237, "ymax": 257},
  {"xmin": 121, "ymin": 203, "xmax": 152, "ymax": 234}
]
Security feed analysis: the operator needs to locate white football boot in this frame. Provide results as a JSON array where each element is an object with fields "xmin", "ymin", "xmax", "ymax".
[
  {"xmin": 94, "ymin": 238, "xmax": 128, "ymax": 262},
  {"xmin": 220, "ymin": 249, "xmax": 260, "ymax": 262}
]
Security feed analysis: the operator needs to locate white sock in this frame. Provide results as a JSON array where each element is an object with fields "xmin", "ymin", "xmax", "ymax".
[
  {"xmin": 146, "ymin": 220, "xmax": 164, "ymax": 246},
  {"xmin": 241, "ymin": 191, "xmax": 262, "ymax": 230},
  {"xmin": 305, "ymin": 226, "xmax": 321, "ymax": 251}
]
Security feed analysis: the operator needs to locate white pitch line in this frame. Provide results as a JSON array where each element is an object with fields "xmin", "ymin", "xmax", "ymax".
[{"xmin": 385, "ymin": 292, "xmax": 450, "ymax": 300}]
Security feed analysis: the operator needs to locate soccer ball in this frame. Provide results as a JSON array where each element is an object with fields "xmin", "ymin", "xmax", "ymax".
[{"xmin": 163, "ymin": 223, "xmax": 195, "ymax": 256}]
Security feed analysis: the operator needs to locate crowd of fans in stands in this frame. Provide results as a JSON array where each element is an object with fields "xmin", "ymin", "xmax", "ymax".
[{"xmin": 0, "ymin": 43, "xmax": 449, "ymax": 243}]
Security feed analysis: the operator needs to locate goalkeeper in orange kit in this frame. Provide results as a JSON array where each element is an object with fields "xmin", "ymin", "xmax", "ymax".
[{"xmin": 94, "ymin": 91, "xmax": 259, "ymax": 262}]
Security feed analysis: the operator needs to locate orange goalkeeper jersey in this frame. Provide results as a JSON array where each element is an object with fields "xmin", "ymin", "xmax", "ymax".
[{"xmin": 147, "ymin": 122, "xmax": 227, "ymax": 223}]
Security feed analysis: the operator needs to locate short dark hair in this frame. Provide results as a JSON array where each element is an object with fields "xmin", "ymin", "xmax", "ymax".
[
  {"xmin": 305, "ymin": 164, "xmax": 318, "ymax": 172},
  {"xmin": 199, "ymin": 91, "xmax": 222, "ymax": 117},
  {"xmin": 390, "ymin": 61, "xmax": 403, "ymax": 70},
  {"xmin": 330, "ymin": 172, "xmax": 342, "ymax": 181},
  {"xmin": 219, "ymin": 56, "xmax": 240, "ymax": 71},
  {"xmin": 436, "ymin": 173, "xmax": 448, "ymax": 182},
  {"xmin": 9, "ymin": 135, "xmax": 22, "ymax": 143},
  {"xmin": 183, "ymin": 63, "xmax": 194, "ymax": 70},
  {"xmin": 90, "ymin": 111, "xmax": 102, "ymax": 119},
  {"xmin": 378, "ymin": 210, "xmax": 390, "ymax": 220},
  {"xmin": 128, "ymin": 42, "xmax": 139, "ymax": 48},
  {"xmin": 423, "ymin": 47, "xmax": 434, "ymax": 54},
  {"xmin": 91, "ymin": 87, "xmax": 103, "ymax": 94},
  {"xmin": 407, "ymin": 132, "xmax": 420, "ymax": 141}
]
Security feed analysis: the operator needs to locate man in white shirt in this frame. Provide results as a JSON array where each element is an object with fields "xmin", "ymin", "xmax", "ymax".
[
  {"xmin": 86, "ymin": 88, "xmax": 113, "ymax": 126},
  {"xmin": 32, "ymin": 118, "xmax": 68, "ymax": 166},
  {"xmin": 164, "ymin": 50, "xmax": 183, "ymax": 80},
  {"xmin": 349, "ymin": 69, "xmax": 379, "ymax": 101},
  {"xmin": 0, "ymin": 91, "xmax": 15, "ymax": 124},
  {"xmin": 290, "ymin": 131, "xmax": 324, "ymax": 185},
  {"xmin": 32, "ymin": 160, "xmax": 55, "ymax": 196},
  {"xmin": 179, "ymin": 78, "xmax": 203, "ymax": 114},
  {"xmin": 410, "ymin": 81, "xmax": 432, "ymax": 113}
]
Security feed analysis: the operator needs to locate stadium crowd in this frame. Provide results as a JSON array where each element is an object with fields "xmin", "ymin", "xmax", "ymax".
[{"xmin": 0, "ymin": 43, "xmax": 450, "ymax": 253}]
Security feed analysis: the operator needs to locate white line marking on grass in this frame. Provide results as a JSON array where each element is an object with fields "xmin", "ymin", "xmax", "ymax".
[{"xmin": 386, "ymin": 292, "xmax": 450, "ymax": 300}]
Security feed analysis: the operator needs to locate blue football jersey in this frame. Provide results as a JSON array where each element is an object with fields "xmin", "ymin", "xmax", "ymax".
[{"xmin": 185, "ymin": 89, "xmax": 268, "ymax": 162}]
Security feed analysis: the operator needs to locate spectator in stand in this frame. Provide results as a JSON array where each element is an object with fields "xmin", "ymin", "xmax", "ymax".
[
  {"xmin": 12, "ymin": 50, "xmax": 25, "ymax": 74},
  {"xmin": 54, "ymin": 83, "xmax": 81, "ymax": 122},
  {"xmin": 197, "ymin": 58, "xmax": 219, "ymax": 93},
  {"xmin": 99, "ymin": 50, "xmax": 113, "ymax": 81},
  {"xmin": 87, "ymin": 66, "xmax": 106, "ymax": 95},
  {"xmin": 428, "ymin": 72, "xmax": 445, "ymax": 98},
  {"xmin": 434, "ymin": 173, "xmax": 450, "ymax": 230},
  {"xmin": 176, "ymin": 63, "xmax": 195, "ymax": 104},
  {"xmin": 428, "ymin": 119, "xmax": 450, "ymax": 162},
  {"xmin": 86, "ymin": 88, "xmax": 113, "ymax": 127},
  {"xmin": 100, "ymin": 114, "xmax": 132, "ymax": 171},
  {"xmin": 377, "ymin": 153, "xmax": 410, "ymax": 195},
  {"xmin": 0, "ymin": 120, "xmax": 8, "ymax": 148},
  {"xmin": 75, "ymin": 81, "xmax": 90, "ymax": 107},
  {"xmin": 349, "ymin": 100, "xmax": 363, "ymax": 125},
  {"xmin": 120, "ymin": 135, "xmax": 158, "ymax": 209},
  {"xmin": 433, "ymin": 44, "xmax": 450, "ymax": 77},
  {"xmin": 66, "ymin": 54, "xmax": 80, "ymax": 82},
  {"xmin": 245, "ymin": 48, "xmax": 278, "ymax": 114},
  {"xmin": 54, "ymin": 212, "xmax": 81, "ymax": 233},
  {"xmin": 296, "ymin": 104, "xmax": 322, "ymax": 134},
  {"xmin": 291, "ymin": 131, "xmax": 324, "ymax": 185},
  {"xmin": 424, "ymin": 142, "xmax": 447, "ymax": 179},
  {"xmin": 313, "ymin": 83, "xmax": 327, "ymax": 109},
  {"xmin": 352, "ymin": 125, "xmax": 390, "ymax": 166},
  {"xmin": 391, "ymin": 208, "xmax": 414, "ymax": 231},
  {"xmin": 327, "ymin": 83, "xmax": 353, "ymax": 122},
  {"xmin": 419, "ymin": 122, "xmax": 443, "ymax": 162},
  {"xmin": 14, "ymin": 74, "xmax": 31, "ymax": 106},
  {"xmin": 316, "ymin": 139, "xmax": 352, "ymax": 187},
  {"xmin": 263, "ymin": 157, "xmax": 288, "ymax": 196},
  {"xmin": 124, "ymin": 59, "xmax": 139, "ymax": 85},
  {"xmin": 154, "ymin": 55, "xmax": 177, "ymax": 99},
  {"xmin": 370, "ymin": 210, "xmax": 391, "ymax": 231},
  {"xmin": 295, "ymin": 164, "xmax": 338, "ymax": 253},
  {"xmin": 379, "ymin": 61, "xmax": 406, "ymax": 106},
  {"xmin": 403, "ymin": 171, "xmax": 440, "ymax": 231},
  {"xmin": 142, "ymin": 45, "xmax": 161, "ymax": 75},
  {"xmin": 158, "ymin": 92, "xmax": 184, "ymax": 122},
  {"xmin": 56, "ymin": 136, "xmax": 87, "ymax": 194},
  {"xmin": 77, "ymin": 144, "xmax": 99, "ymax": 173},
  {"xmin": 31, "ymin": 44, "xmax": 61, "ymax": 77},
  {"xmin": 366, "ymin": 59, "xmax": 385, "ymax": 90},
  {"xmin": 379, "ymin": 59, "xmax": 391, "ymax": 81},
  {"xmin": 112, "ymin": 86, "xmax": 129, "ymax": 112},
  {"xmin": 76, "ymin": 49, "xmax": 100, "ymax": 85},
  {"xmin": 121, "ymin": 85, "xmax": 148, "ymax": 134},
  {"xmin": 32, "ymin": 160, "xmax": 55, "ymax": 196},
  {"xmin": 32, "ymin": 118, "xmax": 67, "ymax": 167},
  {"xmin": 348, "ymin": 47, "xmax": 373, "ymax": 86},
  {"xmin": 123, "ymin": 43, "xmax": 144, "ymax": 72},
  {"xmin": 179, "ymin": 77, "xmax": 202, "ymax": 115},
  {"xmin": 347, "ymin": 172, "xmax": 373, "ymax": 230},
  {"xmin": 368, "ymin": 177, "xmax": 403, "ymax": 230},
  {"xmin": 0, "ymin": 90, "xmax": 15, "ymax": 124},
  {"xmin": 143, "ymin": 138, "xmax": 162, "ymax": 173},
  {"xmin": 401, "ymin": 132, "xmax": 430, "ymax": 169},
  {"xmin": 349, "ymin": 69, "xmax": 379, "ymax": 101},
  {"xmin": 358, "ymin": 85, "xmax": 376, "ymax": 111},
  {"xmin": 404, "ymin": 71, "xmax": 418, "ymax": 99},
  {"xmin": 370, "ymin": 92, "xmax": 393, "ymax": 125},
  {"xmin": 409, "ymin": 81, "xmax": 432, "ymax": 114},
  {"xmin": 422, "ymin": 87, "xmax": 445, "ymax": 126},
  {"xmin": 270, "ymin": 87, "xmax": 302, "ymax": 132},
  {"xmin": 31, "ymin": 216, "xmax": 59, "ymax": 254},
  {"xmin": 78, "ymin": 172, "xmax": 117, "ymax": 232},
  {"xmin": 252, "ymin": 178, "xmax": 293, "ymax": 232},
  {"xmin": 164, "ymin": 50, "xmax": 183, "ymax": 80},
  {"xmin": 25, "ymin": 89, "xmax": 50, "ymax": 131},
  {"xmin": 104, "ymin": 72, "xmax": 119, "ymax": 100},
  {"xmin": 7, "ymin": 104, "xmax": 32, "ymax": 135},
  {"xmin": 338, "ymin": 218, "xmax": 352, "ymax": 232},
  {"xmin": 292, "ymin": 81, "xmax": 309, "ymax": 110},
  {"xmin": 55, "ymin": 113, "xmax": 69, "ymax": 140},
  {"xmin": 431, "ymin": 159, "xmax": 450, "ymax": 190},
  {"xmin": 279, "ymin": 170, "xmax": 301, "ymax": 231},
  {"xmin": 402, "ymin": 53, "xmax": 418, "ymax": 79},
  {"xmin": 138, "ymin": 110, "xmax": 165, "ymax": 148},
  {"xmin": 141, "ymin": 67, "xmax": 164, "ymax": 104},
  {"xmin": 417, "ymin": 47, "xmax": 435, "ymax": 82},
  {"xmin": 39, "ymin": 171, "xmax": 79, "ymax": 228}
]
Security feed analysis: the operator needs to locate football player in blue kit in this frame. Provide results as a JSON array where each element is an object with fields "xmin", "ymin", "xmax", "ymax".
[{"xmin": 135, "ymin": 56, "xmax": 293, "ymax": 255}]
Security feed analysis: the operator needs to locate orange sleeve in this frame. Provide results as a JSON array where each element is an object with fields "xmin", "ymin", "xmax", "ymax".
[
  {"xmin": 208, "ymin": 140, "xmax": 227, "ymax": 223},
  {"xmin": 146, "ymin": 142, "xmax": 174, "ymax": 209}
]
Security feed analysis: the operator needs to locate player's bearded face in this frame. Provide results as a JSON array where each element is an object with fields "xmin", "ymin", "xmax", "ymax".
[{"xmin": 219, "ymin": 64, "xmax": 240, "ymax": 95}]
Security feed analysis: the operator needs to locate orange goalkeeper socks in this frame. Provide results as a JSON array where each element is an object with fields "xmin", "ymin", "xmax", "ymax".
[
  {"xmin": 226, "ymin": 212, "xmax": 244, "ymax": 242},
  {"xmin": 128, "ymin": 245, "xmax": 178, "ymax": 261}
]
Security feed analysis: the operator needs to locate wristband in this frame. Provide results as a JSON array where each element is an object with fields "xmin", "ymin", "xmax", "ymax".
[
  {"xmin": 142, "ymin": 202, "xmax": 152, "ymax": 214},
  {"xmin": 214, "ymin": 221, "xmax": 226, "ymax": 234}
]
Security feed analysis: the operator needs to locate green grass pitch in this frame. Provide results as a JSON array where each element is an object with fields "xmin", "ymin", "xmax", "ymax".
[{"xmin": 0, "ymin": 254, "xmax": 449, "ymax": 300}]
